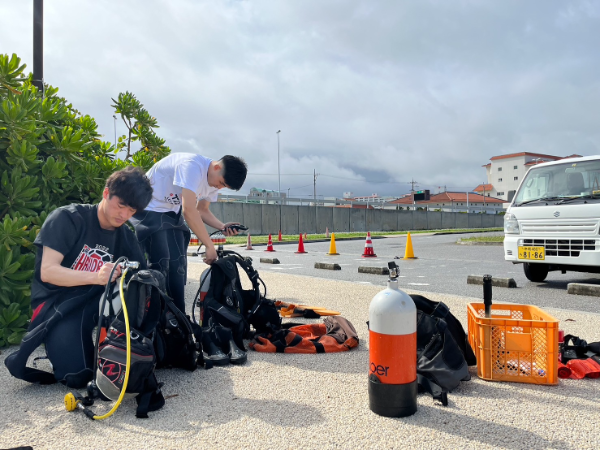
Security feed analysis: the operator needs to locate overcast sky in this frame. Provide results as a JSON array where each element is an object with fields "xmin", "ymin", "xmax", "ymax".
[{"xmin": 2, "ymin": 1, "xmax": 600, "ymax": 198}]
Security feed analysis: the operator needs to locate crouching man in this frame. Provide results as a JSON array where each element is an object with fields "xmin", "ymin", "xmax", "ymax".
[{"xmin": 5, "ymin": 167, "xmax": 152, "ymax": 388}]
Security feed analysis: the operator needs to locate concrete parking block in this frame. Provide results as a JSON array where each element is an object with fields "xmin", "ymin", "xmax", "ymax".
[
  {"xmin": 315, "ymin": 262, "xmax": 341, "ymax": 270},
  {"xmin": 567, "ymin": 283, "xmax": 600, "ymax": 296},
  {"xmin": 467, "ymin": 275, "xmax": 517, "ymax": 288},
  {"xmin": 358, "ymin": 266, "xmax": 389, "ymax": 275},
  {"xmin": 260, "ymin": 257, "xmax": 280, "ymax": 264}
]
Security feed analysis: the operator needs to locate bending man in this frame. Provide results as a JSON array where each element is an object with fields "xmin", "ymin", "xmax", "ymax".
[{"xmin": 130, "ymin": 153, "xmax": 247, "ymax": 313}]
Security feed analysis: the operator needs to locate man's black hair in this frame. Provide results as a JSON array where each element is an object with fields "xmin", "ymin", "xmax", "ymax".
[
  {"xmin": 105, "ymin": 166, "xmax": 153, "ymax": 211},
  {"xmin": 220, "ymin": 155, "xmax": 248, "ymax": 191}
]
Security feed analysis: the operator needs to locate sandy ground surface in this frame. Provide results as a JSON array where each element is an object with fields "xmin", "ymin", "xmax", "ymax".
[{"xmin": 1, "ymin": 266, "xmax": 599, "ymax": 450}]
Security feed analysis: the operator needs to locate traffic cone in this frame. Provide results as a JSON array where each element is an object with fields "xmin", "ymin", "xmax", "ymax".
[
  {"xmin": 327, "ymin": 233, "xmax": 339, "ymax": 255},
  {"xmin": 326, "ymin": 227, "xmax": 330, "ymax": 238},
  {"xmin": 246, "ymin": 233, "xmax": 254, "ymax": 250},
  {"xmin": 304, "ymin": 232, "xmax": 308, "ymax": 239},
  {"xmin": 361, "ymin": 232, "xmax": 377, "ymax": 257},
  {"xmin": 265, "ymin": 234, "xmax": 276, "ymax": 252},
  {"xmin": 403, "ymin": 232, "xmax": 418, "ymax": 259},
  {"xmin": 295, "ymin": 234, "xmax": 307, "ymax": 254},
  {"xmin": 278, "ymin": 230, "xmax": 282, "ymax": 242}
]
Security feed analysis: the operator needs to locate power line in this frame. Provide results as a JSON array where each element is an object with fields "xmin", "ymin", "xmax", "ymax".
[{"xmin": 248, "ymin": 173, "xmax": 478, "ymax": 191}]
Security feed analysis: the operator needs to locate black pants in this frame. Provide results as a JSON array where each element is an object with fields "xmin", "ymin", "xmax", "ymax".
[
  {"xmin": 44, "ymin": 296, "xmax": 100, "ymax": 389},
  {"xmin": 142, "ymin": 227, "xmax": 188, "ymax": 313}
]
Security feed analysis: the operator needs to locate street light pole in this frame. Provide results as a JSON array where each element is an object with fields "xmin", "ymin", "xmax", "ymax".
[
  {"xmin": 277, "ymin": 130, "xmax": 281, "ymax": 235},
  {"xmin": 32, "ymin": 0, "xmax": 44, "ymax": 93}
]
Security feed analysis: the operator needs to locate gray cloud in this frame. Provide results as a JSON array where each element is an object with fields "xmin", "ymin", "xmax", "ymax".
[{"xmin": 2, "ymin": 0, "xmax": 599, "ymax": 198}]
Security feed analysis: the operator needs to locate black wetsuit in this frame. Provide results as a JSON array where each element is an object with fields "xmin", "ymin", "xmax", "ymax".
[
  {"xmin": 5, "ymin": 204, "xmax": 145, "ymax": 388},
  {"xmin": 129, "ymin": 210, "xmax": 190, "ymax": 313}
]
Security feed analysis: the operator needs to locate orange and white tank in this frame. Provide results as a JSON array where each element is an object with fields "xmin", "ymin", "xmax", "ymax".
[{"xmin": 368, "ymin": 266, "xmax": 417, "ymax": 417}]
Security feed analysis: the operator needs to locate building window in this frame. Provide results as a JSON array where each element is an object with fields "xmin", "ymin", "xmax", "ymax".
[
  {"xmin": 498, "ymin": 167, "xmax": 503, "ymax": 172},
  {"xmin": 514, "ymin": 176, "xmax": 518, "ymax": 181},
  {"xmin": 497, "ymin": 191, "xmax": 505, "ymax": 196},
  {"xmin": 514, "ymin": 165, "xmax": 518, "ymax": 170},
  {"xmin": 498, "ymin": 178, "xmax": 502, "ymax": 182}
]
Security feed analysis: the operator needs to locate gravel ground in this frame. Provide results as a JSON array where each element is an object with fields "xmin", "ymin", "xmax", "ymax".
[{"xmin": 1, "ymin": 266, "xmax": 599, "ymax": 450}]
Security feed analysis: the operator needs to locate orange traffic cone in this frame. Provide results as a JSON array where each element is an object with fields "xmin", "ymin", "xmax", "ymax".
[
  {"xmin": 327, "ymin": 233, "xmax": 339, "ymax": 255},
  {"xmin": 265, "ymin": 234, "xmax": 276, "ymax": 252},
  {"xmin": 278, "ymin": 230, "xmax": 282, "ymax": 242},
  {"xmin": 404, "ymin": 232, "xmax": 418, "ymax": 259},
  {"xmin": 361, "ymin": 232, "xmax": 377, "ymax": 257},
  {"xmin": 326, "ymin": 227, "xmax": 330, "ymax": 238},
  {"xmin": 246, "ymin": 233, "xmax": 254, "ymax": 250},
  {"xmin": 295, "ymin": 234, "xmax": 307, "ymax": 254},
  {"xmin": 304, "ymin": 232, "xmax": 308, "ymax": 239}
]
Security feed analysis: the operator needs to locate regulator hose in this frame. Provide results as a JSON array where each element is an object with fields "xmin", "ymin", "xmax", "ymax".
[{"xmin": 64, "ymin": 261, "xmax": 133, "ymax": 420}]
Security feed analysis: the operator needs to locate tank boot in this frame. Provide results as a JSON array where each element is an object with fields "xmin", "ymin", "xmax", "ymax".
[
  {"xmin": 201, "ymin": 326, "xmax": 230, "ymax": 366},
  {"xmin": 214, "ymin": 325, "xmax": 247, "ymax": 365}
]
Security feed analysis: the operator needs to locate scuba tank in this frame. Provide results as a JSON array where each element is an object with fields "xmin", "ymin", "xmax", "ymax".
[{"xmin": 368, "ymin": 262, "xmax": 418, "ymax": 417}]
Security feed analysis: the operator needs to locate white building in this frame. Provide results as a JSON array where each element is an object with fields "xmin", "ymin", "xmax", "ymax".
[{"xmin": 480, "ymin": 152, "xmax": 581, "ymax": 202}]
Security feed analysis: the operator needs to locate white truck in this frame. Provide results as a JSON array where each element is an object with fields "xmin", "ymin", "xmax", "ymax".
[{"xmin": 504, "ymin": 155, "xmax": 600, "ymax": 282}]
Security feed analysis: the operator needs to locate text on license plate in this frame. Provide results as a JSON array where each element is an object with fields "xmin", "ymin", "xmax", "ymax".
[{"xmin": 518, "ymin": 246, "xmax": 545, "ymax": 260}]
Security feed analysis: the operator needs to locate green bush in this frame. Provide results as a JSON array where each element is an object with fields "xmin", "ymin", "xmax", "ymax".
[{"xmin": 0, "ymin": 53, "xmax": 170, "ymax": 347}]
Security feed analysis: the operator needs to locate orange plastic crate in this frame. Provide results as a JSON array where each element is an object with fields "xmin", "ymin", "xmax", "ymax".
[{"xmin": 467, "ymin": 303, "xmax": 558, "ymax": 385}]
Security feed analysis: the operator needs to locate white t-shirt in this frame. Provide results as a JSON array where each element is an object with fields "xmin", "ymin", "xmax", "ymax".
[{"xmin": 145, "ymin": 153, "xmax": 219, "ymax": 213}]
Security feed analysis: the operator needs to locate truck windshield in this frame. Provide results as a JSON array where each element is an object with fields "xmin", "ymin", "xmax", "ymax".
[{"xmin": 514, "ymin": 159, "xmax": 600, "ymax": 206}]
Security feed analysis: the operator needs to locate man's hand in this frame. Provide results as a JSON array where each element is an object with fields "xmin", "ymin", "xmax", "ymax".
[
  {"xmin": 203, "ymin": 246, "xmax": 218, "ymax": 265},
  {"xmin": 96, "ymin": 262, "xmax": 122, "ymax": 285},
  {"xmin": 222, "ymin": 222, "xmax": 241, "ymax": 237}
]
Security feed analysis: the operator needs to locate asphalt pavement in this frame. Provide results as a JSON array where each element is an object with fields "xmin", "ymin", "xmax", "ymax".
[{"xmin": 188, "ymin": 232, "xmax": 600, "ymax": 315}]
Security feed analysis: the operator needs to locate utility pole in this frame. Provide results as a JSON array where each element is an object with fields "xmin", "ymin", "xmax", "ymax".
[
  {"xmin": 33, "ymin": 0, "xmax": 44, "ymax": 93},
  {"xmin": 277, "ymin": 130, "xmax": 281, "ymax": 234},
  {"xmin": 313, "ymin": 169, "xmax": 319, "ymax": 202},
  {"xmin": 409, "ymin": 179, "xmax": 419, "ymax": 193}
]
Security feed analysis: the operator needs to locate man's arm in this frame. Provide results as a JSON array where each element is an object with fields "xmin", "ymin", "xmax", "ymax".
[
  {"xmin": 196, "ymin": 198, "xmax": 241, "ymax": 237},
  {"xmin": 40, "ymin": 246, "xmax": 122, "ymax": 287},
  {"xmin": 181, "ymin": 188, "xmax": 219, "ymax": 264}
]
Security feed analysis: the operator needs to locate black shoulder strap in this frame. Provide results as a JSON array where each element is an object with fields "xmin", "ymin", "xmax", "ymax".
[
  {"xmin": 417, "ymin": 374, "xmax": 448, "ymax": 406},
  {"xmin": 234, "ymin": 255, "xmax": 261, "ymax": 290}
]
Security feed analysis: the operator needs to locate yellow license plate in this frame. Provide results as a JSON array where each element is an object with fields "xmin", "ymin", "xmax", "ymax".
[{"xmin": 518, "ymin": 246, "xmax": 545, "ymax": 260}]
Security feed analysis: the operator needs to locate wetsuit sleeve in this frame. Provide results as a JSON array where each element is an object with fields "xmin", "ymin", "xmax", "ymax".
[{"xmin": 34, "ymin": 208, "xmax": 79, "ymax": 257}]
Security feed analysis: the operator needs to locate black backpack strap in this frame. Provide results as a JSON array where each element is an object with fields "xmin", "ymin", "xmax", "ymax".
[
  {"xmin": 417, "ymin": 374, "xmax": 448, "ymax": 406},
  {"xmin": 135, "ymin": 377, "xmax": 165, "ymax": 419}
]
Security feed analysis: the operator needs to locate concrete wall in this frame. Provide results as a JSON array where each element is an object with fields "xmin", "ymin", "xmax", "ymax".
[
  {"xmin": 413, "ymin": 211, "xmax": 428, "ymax": 230},
  {"xmin": 281, "ymin": 205, "xmax": 299, "ymax": 235},
  {"xmin": 397, "ymin": 211, "xmax": 413, "ymax": 230},
  {"xmin": 242, "ymin": 203, "xmax": 263, "ymax": 235},
  {"xmin": 316, "ymin": 207, "xmax": 333, "ymax": 234},
  {"xmin": 441, "ymin": 212, "xmax": 456, "ymax": 229},
  {"xmin": 350, "ymin": 209, "xmax": 366, "ymax": 232},
  {"xmin": 427, "ymin": 211, "xmax": 442, "ymax": 230},
  {"xmin": 299, "ymin": 207, "xmax": 317, "ymax": 235},
  {"xmin": 207, "ymin": 203, "xmax": 503, "ymax": 234},
  {"xmin": 262, "ymin": 204, "xmax": 279, "ymax": 235},
  {"xmin": 456, "ymin": 213, "xmax": 469, "ymax": 229},
  {"xmin": 332, "ymin": 208, "xmax": 350, "ymax": 233}
]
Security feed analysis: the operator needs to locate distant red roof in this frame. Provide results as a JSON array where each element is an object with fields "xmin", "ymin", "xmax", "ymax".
[
  {"xmin": 390, "ymin": 192, "xmax": 503, "ymax": 205},
  {"xmin": 333, "ymin": 204, "xmax": 374, "ymax": 209},
  {"xmin": 523, "ymin": 154, "xmax": 583, "ymax": 166},
  {"xmin": 490, "ymin": 152, "xmax": 563, "ymax": 161},
  {"xmin": 473, "ymin": 184, "xmax": 494, "ymax": 193}
]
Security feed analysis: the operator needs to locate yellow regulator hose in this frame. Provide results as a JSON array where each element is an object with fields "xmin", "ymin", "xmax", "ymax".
[{"xmin": 93, "ymin": 267, "xmax": 131, "ymax": 420}]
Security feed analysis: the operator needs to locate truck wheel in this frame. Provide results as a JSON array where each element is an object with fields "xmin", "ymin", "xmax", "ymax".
[{"xmin": 523, "ymin": 263, "xmax": 549, "ymax": 282}]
